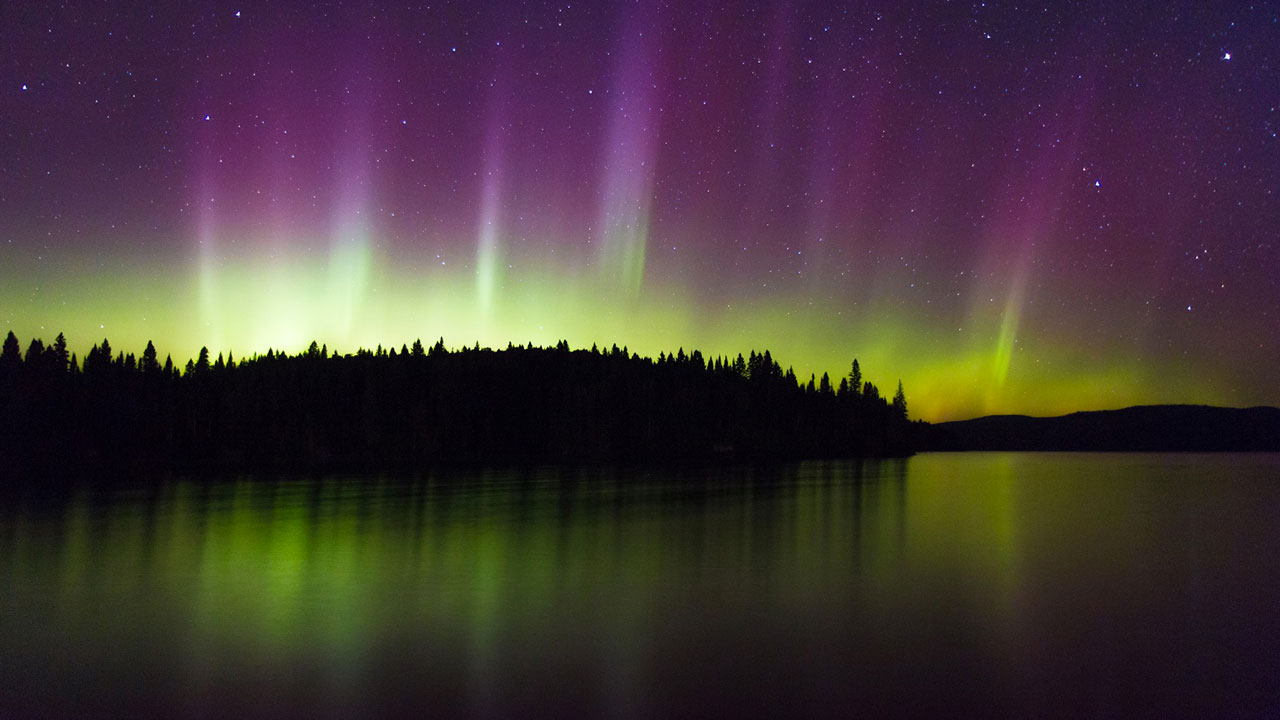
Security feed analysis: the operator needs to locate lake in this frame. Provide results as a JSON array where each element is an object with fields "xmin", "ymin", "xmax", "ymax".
[{"xmin": 2, "ymin": 453, "xmax": 1279, "ymax": 718}]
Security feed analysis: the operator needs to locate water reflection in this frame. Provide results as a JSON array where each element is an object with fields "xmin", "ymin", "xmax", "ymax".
[{"xmin": 3, "ymin": 454, "xmax": 1279, "ymax": 717}]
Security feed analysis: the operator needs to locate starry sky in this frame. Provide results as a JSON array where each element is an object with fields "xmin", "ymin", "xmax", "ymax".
[{"xmin": 3, "ymin": 1, "xmax": 1277, "ymax": 421}]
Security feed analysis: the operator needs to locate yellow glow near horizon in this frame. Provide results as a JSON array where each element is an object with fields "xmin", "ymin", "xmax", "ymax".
[{"xmin": 0, "ymin": 241, "xmax": 1243, "ymax": 422}]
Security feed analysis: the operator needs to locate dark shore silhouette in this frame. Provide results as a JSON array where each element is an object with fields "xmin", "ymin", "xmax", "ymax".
[
  {"xmin": 924, "ymin": 405, "xmax": 1280, "ymax": 452},
  {"xmin": 1, "ymin": 332, "xmax": 915, "ymax": 477}
]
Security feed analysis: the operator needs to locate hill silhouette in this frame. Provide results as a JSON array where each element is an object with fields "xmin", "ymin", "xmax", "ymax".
[
  {"xmin": 0, "ymin": 331, "xmax": 915, "ymax": 476},
  {"xmin": 923, "ymin": 405, "xmax": 1280, "ymax": 452}
]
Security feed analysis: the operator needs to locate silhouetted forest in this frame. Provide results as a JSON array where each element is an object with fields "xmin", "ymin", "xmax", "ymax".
[{"xmin": 1, "ymin": 331, "xmax": 917, "ymax": 475}]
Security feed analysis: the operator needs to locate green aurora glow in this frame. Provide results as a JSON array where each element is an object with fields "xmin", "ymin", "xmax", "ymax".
[{"xmin": 0, "ymin": 242, "xmax": 1234, "ymax": 422}]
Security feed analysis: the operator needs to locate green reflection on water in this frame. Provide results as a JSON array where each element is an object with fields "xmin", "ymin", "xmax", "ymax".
[{"xmin": 4, "ymin": 454, "xmax": 1280, "ymax": 717}]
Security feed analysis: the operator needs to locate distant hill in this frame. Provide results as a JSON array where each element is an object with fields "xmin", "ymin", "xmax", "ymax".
[{"xmin": 923, "ymin": 405, "xmax": 1280, "ymax": 452}]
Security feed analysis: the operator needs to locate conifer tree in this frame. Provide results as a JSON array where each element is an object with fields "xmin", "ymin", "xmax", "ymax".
[
  {"xmin": 142, "ymin": 340, "xmax": 160, "ymax": 374},
  {"xmin": 892, "ymin": 380, "xmax": 908, "ymax": 420},
  {"xmin": 52, "ymin": 333, "xmax": 69, "ymax": 372},
  {"xmin": 24, "ymin": 338, "xmax": 45, "ymax": 365},
  {"xmin": 1, "ymin": 331, "xmax": 20, "ymax": 369}
]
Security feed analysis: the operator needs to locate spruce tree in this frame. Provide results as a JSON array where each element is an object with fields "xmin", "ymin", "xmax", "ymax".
[
  {"xmin": 52, "ymin": 333, "xmax": 69, "ymax": 372},
  {"xmin": 142, "ymin": 340, "xmax": 160, "ymax": 374},
  {"xmin": 1, "ymin": 331, "xmax": 20, "ymax": 369},
  {"xmin": 848, "ymin": 359, "xmax": 862, "ymax": 397},
  {"xmin": 24, "ymin": 338, "xmax": 45, "ymax": 365}
]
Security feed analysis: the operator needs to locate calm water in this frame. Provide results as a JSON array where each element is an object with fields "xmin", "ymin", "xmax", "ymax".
[{"xmin": 2, "ymin": 453, "xmax": 1279, "ymax": 718}]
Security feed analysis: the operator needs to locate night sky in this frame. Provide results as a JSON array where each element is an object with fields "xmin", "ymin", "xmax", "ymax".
[{"xmin": 3, "ymin": 1, "xmax": 1277, "ymax": 420}]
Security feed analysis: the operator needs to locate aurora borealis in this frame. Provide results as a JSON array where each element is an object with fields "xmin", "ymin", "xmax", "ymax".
[{"xmin": 2, "ymin": 2, "xmax": 1276, "ymax": 420}]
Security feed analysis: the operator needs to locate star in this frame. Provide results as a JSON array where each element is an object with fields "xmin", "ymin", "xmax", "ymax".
[{"xmin": 1222, "ymin": 51, "xmax": 1231, "ymax": 61}]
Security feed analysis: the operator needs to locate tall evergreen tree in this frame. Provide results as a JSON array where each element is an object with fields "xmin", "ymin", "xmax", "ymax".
[
  {"xmin": 1, "ymin": 331, "xmax": 20, "ymax": 369},
  {"xmin": 892, "ymin": 380, "xmax": 908, "ymax": 420},
  {"xmin": 52, "ymin": 333, "xmax": 69, "ymax": 372},
  {"xmin": 84, "ymin": 343, "xmax": 101, "ymax": 373},
  {"xmin": 848, "ymin": 359, "xmax": 862, "ymax": 397},
  {"xmin": 24, "ymin": 338, "xmax": 45, "ymax": 365},
  {"xmin": 142, "ymin": 340, "xmax": 160, "ymax": 374}
]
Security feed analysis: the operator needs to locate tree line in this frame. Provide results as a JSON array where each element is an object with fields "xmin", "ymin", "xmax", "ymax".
[{"xmin": 1, "ymin": 331, "xmax": 917, "ymax": 476}]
